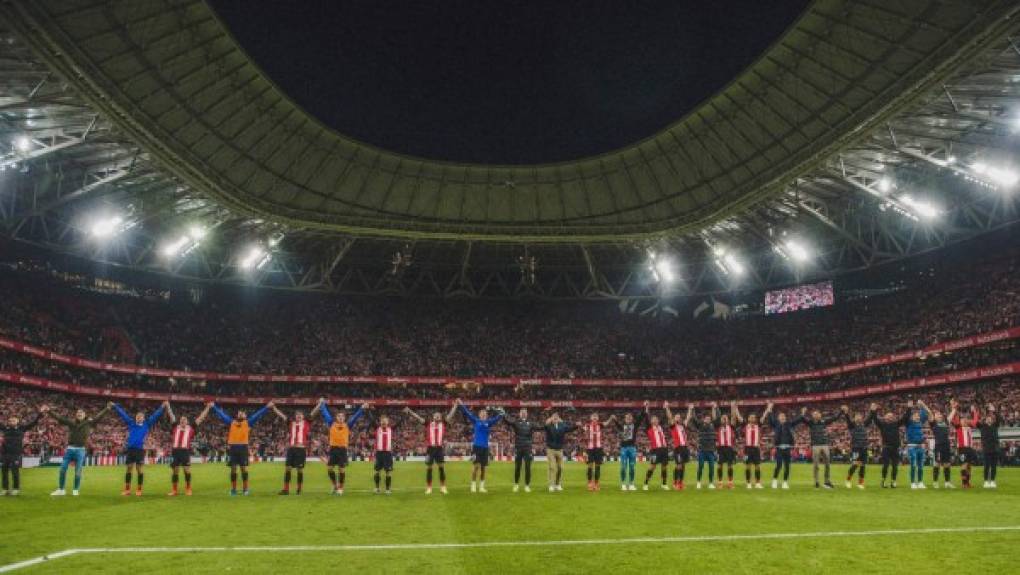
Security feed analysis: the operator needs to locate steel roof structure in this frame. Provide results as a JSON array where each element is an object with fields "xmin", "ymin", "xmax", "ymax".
[{"xmin": 1, "ymin": 0, "xmax": 1019, "ymax": 298}]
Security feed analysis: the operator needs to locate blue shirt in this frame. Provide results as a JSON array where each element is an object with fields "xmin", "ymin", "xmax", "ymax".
[
  {"xmin": 114, "ymin": 404, "xmax": 165, "ymax": 449},
  {"xmin": 460, "ymin": 405, "xmax": 503, "ymax": 448},
  {"xmin": 905, "ymin": 408, "xmax": 928, "ymax": 444},
  {"xmin": 211, "ymin": 405, "xmax": 270, "ymax": 426}
]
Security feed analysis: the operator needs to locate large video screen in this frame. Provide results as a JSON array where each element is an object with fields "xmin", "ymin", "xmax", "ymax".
[{"xmin": 764, "ymin": 280, "xmax": 834, "ymax": 315}]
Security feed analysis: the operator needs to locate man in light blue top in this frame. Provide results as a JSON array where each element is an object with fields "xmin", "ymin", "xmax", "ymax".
[
  {"xmin": 905, "ymin": 400, "xmax": 930, "ymax": 489},
  {"xmin": 112, "ymin": 400, "xmax": 168, "ymax": 496},
  {"xmin": 457, "ymin": 399, "xmax": 504, "ymax": 493}
]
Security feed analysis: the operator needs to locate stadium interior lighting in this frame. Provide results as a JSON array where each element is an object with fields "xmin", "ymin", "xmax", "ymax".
[
  {"xmin": 160, "ymin": 226, "xmax": 206, "ymax": 259},
  {"xmin": 775, "ymin": 238, "xmax": 810, "ymax": 263},
  {"xmin": 88, "ymin": 215, "xmax": 127, "ymax": 239},
  {"xmin": 646, "ymin": 250, "xmax": 675, "ymax": 284},
  {"xmin": 899, "ymin": 195, "xmax": 941, "ymax": 220},
  {"xmin": 878, "ymin": 177, "xmax": 892, "ymax": 193},
  {"xmin": 14, "ymin": 136, "xmax": 31, "ymax": 153},
  {"xmin": 712, "ymin": 247, "xmax": 745, "ymax": 276},
  {"xmin": 239, "ymin": 245, "xmax": 271, "ymax": 271},
  {"xmin": 970, "ymin": 162, "xmax": 1018, "ymax": 188}
]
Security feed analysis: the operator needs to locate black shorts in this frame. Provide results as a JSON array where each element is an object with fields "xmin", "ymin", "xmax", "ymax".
[
  {"xmin": 125, "ymin": 447, "xmax": 146, "ymax": 465},
  {"xmin": 514, "ymin": 448, "xmax": 533, "ymax": 462},
  {"xmin": 933, "ymin": 444, "xmax": 952, "ymax": 464},
  {"xmin": 879, "ymin": 446, "xmax": 899, "ymax": 464},
  {"xmin": 849, "ymin": 448, "xmax": 868, "ymax": 464},
  {"xmin": 586, "ymin": 448, "xmax": 605, "ymax": 465},
  {"xmin": 374, "ymin": 451, "xmax": 394, "ymax": 471},
  {"xmin": 228, "ymin": 445, "xmax": 250, "ymax": 466},
  {"xmin": 1, "ymin": 453, "xmax": 22, "ymax": 468},
  {"xmin": 958, "ymin": 447, "xmax": 978, "ymax": 465},
  {"xmin": 425, "ymin": 446, "xmax": 445, "ymax": 465},
  {"xmin": 673, "ymin": 446, "xmax": 690, "ymax": 464},
  {"xmin": 649, "ymin": 447, "xmax": 669, "ymax": 465},
  {"xmin": 328, "ymin": 447, "xmax": 349, "ymax": 467},
  {"xmin": 718, "ymin": 446, "xmax": 736, "ymax": 464},
  {"xmin": 472, "ymin": 446, "xmax": 490, "ymax": 467},
  {"xmin": 745, "ymin": 447, "xmax": 762, "ymax": 465},
  {"xmin": 171, "ymin": 448, "xmax": 191, "ymax": 467},
  {"xmin": 285, "ymin": 447, "xmax": 307, "ymax": 468}
]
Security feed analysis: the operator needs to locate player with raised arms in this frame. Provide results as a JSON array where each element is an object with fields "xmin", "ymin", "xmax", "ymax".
[
  {"xmin": 663, "ymin": 402, "xmax": 693, "ymax": 490},
  {"xmin": 209, "ymin": 401, "xmax": 274, "ymax": 496},
  {"xmin": 763, "ymin": 402, "xmax": 794, "ymax": 489},
  {"xmin": 50, "ymin": 402, "xmax": 112, "ymax": 496},
  {"xmin": 313, "ymin": 399, "xmax": 366, "ymax": 495},
  {"xmin": 642, "ymin": 401, "xmax": 671, "ymax": 491},
  {"xmin": 840, "ymin": 404, "xmax": 870, "ymax": 489},
  {"xmin": 403, "ymin": 404, "xmax": 458, "ymax": 494},
  {"xmin": 733, "ymin": 402, "xmax": 764, "ymax": 489},
  {"xmin": 503, "ymin": 408, "xmax": 544, "ymax": 493},
  {"xmin": 612, "ymin": 408, "xmax": 646, "ymax": 491},
  {"xmin": 457, "ymin": 399, "xmax": 504, "ymax": 493},
  {"xmin": 949, "ymin": 399, "xmax": 979, "ymax": 489},
  {"xmin": 112, "ymin": 400, "xmax": 169, "ymax": 496},
  {"xmin": 583, "ymin": 412, "xmax": 616, "ymax": 491},
  {"xmin": 271, "ymin": 403, "xmax": 318, "ymax": 495},
  {"xmin": 165, "ymin": 402, "xmax": 211, "ymax": 496},
  {"xmin": 363, "ymin": 405, "xmax": 405, "ymax": 495},
  {"xmin": 1, "ymin": 404, "xmax": 48, "ymax": 496}
]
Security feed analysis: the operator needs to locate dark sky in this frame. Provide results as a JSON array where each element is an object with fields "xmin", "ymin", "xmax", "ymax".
[{"xmin": 209, "ymin": 1, "xmax": 808, "ymax": 164}]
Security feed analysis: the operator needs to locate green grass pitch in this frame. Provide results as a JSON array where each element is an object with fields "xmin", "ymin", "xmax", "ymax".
[{"xmin": 0, "ymin": 462, "xmax": 1017, "ymax": 573}]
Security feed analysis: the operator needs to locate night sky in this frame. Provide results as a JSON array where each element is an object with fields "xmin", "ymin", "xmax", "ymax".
[{"xmin": 209, "ymin": 1, "xmax": 807, "ymax": 164}]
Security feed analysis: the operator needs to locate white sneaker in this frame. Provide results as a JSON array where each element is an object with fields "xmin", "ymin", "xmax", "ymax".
[
  {"xmin": 470, "ymin": 483, "xmax": 477, "ymax": 493},
  {"xmin": 0, "ymin": 490, "xmax": 7, "ymax": 496},
  {"xmin": 621, "ymin": 484, "xmax": 628, "ymax": 491},
  {"xmin": 917, "ymin": 483, "xmax": 926, "ymax": 489},
  {"xmin": 708, "ymin": 483, "xmax": 716, "ymax": 490},
  {"xmin": 338, "ymin": 488, "xmax": 345, "ymax": 496},
  {"xmin": 695, "ymin": 482, "xmax": 702, "ymax": 490},
  {"xmin": 555, "ymin": 485, "xmax": 563, "ymax": 491},
  {"xmin": 661, "ymin": 484, "xmax": 670, "ymax": 491},
  {"xmin": 628, "ymin": 484, "xmax": 637, "ymax": 491},
  {"xmin": 479, "ymin": 486, "xmax": 488, "ymax": 493},
  {"xmin": 932, "ymin": 482, "xmax": 939, "ymax": 489},
  {"xmin": 944, "ymin": 482, "xmax": 955, "ymax": 489},
  {"xmin": 755, "ymin": 483, "xmax": 763, "ymax": 489},
  {"xmin": 549, "ymin": 485, "xmax": 556, "ymax": 492},
  {"xmin": 771, "ymin": 479, "xmax": 778, "ymax": 489},
  {"xmin": 440, "ymin": 486, "xmax": 448, "ymax": 495},
  {"xmin": 425, "ymin": 487, "xmax": 433, "ymax": 495},
  {"xmin": 781, "ymin": 481, "xmax": 789, "ymax": 489},
  {"xmin": 72, "ymin": 490, "xmax": 79, "ymax": 496},
  {"xmin": 9, "ymin": 490, "xmax": 18, "ymax": 496},
  {"xmin": 991, "ymin": 481, "xmax": 998, "ymax": 488},
  {"xmin": 845, "ymin": 481, "xmax": 852, "ymax": 489},
  {"xmin": 523, "ymin": 486, "xmax": 530, "ymax": 493},
  {"xmin": 51, "ymin": 489, "xmax": 66, "ymax": 496},
  {"xmin": 513, "ymin": 484, "xmax": 520, "ymax": 493},
  {"xmin": 746, "ymin": 483, "xmax": 752, "ymax": 489},
  {"xmin": 982, "ymin": 481, "xmax": 990, "ymax": 488},
  {"xmin": 856, "ymin": 483, "xmax": 865, "ymax": 490},
  {"xmin": 910, "ymin": 483, "xmax": 917, "ymax": 489},
  {"xmin": 643, "ymin": 484, "xmax": 649, "ymax": 491}
]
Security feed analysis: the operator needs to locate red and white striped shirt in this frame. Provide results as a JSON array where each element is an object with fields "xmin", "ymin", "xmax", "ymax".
[
  {"xmin": 427, "ymin": 421, "xmax": 446, "ymax": 447},
  {"xmin": 670, "ymin": 424, "xmax": 688, "ymax": 447},
  {"xmin": 743, "ymin": 424, "xmax": 761, "ymax": 448},
  {"xmin": 953, "ymin": 411, "xmax": 979, "ymax": 448},
  {"xmin": 717, "ymin": 424, "xmax": 735, "ymax": 448},
  {"xmin": 585, "ymin": 421, "xmax": 603, "ymax": 449},
  {"xmin": 375, "ymin": 426, "xmax": 394, "ymax": 452},
  {"xmin": 288, "ymin": 419, "xmax": 311, "ymax": 448},
  {"xmin": 171, "ymin": 425, "xmax": 194, "ymax": 449},
  {"xmin": 647, "ymin": 425, "xmax": 667, "ymax": 449}
]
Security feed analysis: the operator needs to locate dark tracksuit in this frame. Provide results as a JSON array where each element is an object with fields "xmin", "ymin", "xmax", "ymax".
[
  {"xmin": 793, "ymin": 413, "xmax": 838, "ymax": 485},
  {"xmin": 843, "ymin": 413, "xmax": 870, "ymax": 481},
  {"xmin": 978, "ymin": 414, "xmax": 1001, "ymax": 482},
  {"xmin": 1, "ymin": 413, "xmax": 42, "ymax": 491},
  {"xmin": 867, "ymin": 410, "xmax": 907, "ymax": 483},
  {"xmin": 504, "ymin": 416, "xmax": 541, "ymax": 486},
  {"xmin": 767, "ymin": 413, "xmax": 796, "ymax": 481},
  {"xmin": 693, "ymin": 421, "xmax": 717, "ymax": 483},
  {"xmin": 931, "ymin": 419, "xmax": 952, "ymax": 483}
]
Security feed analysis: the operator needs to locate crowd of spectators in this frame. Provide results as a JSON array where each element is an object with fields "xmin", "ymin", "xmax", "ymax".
[{"xmin": 0, "ymin": 246, "xmax": 1017, "ymax": 381}]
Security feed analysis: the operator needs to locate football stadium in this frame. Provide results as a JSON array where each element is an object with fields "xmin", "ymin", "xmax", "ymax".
[{"xmin": 1, "ymin": 1, "xmax": 1020, "ymax": 572}]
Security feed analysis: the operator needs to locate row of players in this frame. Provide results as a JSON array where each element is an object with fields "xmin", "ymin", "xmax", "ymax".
[{"xmin": 0, "ymin": 397, "xmax": 1004, "ymax": 497}]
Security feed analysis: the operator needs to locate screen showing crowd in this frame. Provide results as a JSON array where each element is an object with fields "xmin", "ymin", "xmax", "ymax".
[{"xmin": 764, "ymin": 281, "xmax": 834, "ymax": 315}]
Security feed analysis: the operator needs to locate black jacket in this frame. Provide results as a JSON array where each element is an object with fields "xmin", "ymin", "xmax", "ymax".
[{"xmin": 1, "ymin": 413, "xmax": 42, "ymax": 455}]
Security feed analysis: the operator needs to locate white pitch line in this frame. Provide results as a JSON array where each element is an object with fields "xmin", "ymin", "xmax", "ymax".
[{"xmin": 2, "ymin": 526, "xmax": 1019, "ymax": 572}]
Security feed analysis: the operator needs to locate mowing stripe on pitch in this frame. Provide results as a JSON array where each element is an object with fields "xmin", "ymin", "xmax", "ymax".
[{"xmin": 2, "ymin": 526, "xmax": 1019, "ymax": 572}]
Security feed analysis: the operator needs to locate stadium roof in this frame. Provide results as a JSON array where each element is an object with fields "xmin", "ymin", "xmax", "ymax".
[{"xmin": 1, "ymin": 0, "xmax": 1020, "ymax": 298}]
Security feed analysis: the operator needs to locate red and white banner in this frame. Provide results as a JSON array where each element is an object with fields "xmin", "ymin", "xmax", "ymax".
[
  {"xmin": 1, "ymin": 362, "xmax": 1016, "ymax": 408},
  {"xmin": 0, "ymin": 327, "xmax": 1015, "ymax": 389}
]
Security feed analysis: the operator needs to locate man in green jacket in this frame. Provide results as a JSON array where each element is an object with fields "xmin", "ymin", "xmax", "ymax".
[{"xmin": 50, "ymin": 402, "xmax": 112, "ymax": 496}]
